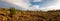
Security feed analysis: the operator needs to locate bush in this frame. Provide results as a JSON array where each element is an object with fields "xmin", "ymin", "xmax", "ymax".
[{"xmin": 9, "ymin": 7, "xmax": 16, "ymax": 17}]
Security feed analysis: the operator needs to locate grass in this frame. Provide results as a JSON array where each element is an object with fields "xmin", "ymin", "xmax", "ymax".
[{"xmin": 0, "ymin": 8, "xmax": 60, "ymax": 21}]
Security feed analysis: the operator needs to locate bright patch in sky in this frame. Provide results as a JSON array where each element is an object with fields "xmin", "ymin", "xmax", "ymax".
[
  {"xmin": 32, "ymin": 0, "xmax": 42, "ymax": 2},
  {"xmin": 0, "ymin": 0, "xmax": 60, "ymax": 11}
]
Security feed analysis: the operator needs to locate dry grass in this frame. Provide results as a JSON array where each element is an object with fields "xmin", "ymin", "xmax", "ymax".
[{"xmin": 0, "ymin": 8, "xmax": 60, "ymax": 21}]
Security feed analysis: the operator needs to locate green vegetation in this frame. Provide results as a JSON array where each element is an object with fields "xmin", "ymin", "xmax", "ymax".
[{"xmin": 8, "ymin": 7, "xmax": 16, "ymax": 17}]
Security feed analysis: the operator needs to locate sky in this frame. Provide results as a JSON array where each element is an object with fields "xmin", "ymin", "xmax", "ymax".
[{"xmin": 0, "ymin": 0, "xmax": 60, "ymax": 11}]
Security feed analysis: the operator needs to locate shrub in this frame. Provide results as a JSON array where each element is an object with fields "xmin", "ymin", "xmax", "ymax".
[{"xmin": 9, "ymin": 7, "xmax": 16, "ymax": 17}]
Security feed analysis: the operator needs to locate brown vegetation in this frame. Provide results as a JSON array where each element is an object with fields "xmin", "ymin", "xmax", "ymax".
[{"xmin": 0, "ymin": 8, "xmax": 60, "ymax": 21}]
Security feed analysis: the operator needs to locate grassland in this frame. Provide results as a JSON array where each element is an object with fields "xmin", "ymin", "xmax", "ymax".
[{"xmin": 0, "ymin": 8, "xmax": 60, "ymax": 21}]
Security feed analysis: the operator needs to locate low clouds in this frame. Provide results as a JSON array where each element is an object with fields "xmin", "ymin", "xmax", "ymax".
[
  {"xmin": 40, "ymin": 0, "xmax": 60, "ymax": 11},
  {"xmin": 3, "ymin": 0, "xmax": 30, "ymax": 9},
  {"xmin": 0, "ymin": 0, "xmax": 60, "ymax": 11}
]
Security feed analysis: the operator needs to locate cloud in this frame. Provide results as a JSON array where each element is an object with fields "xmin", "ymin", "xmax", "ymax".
[
  {"xmin": 39, "ymin": 0, "xmax": 60, "ymax": 11},
  {"xmin": 1, "ymin": 0, "xmax": 60, "ymax": 11},
  {"xmin": 29, "ymin": 0, "xmax": 60, "ymax": 11},
  {"xmin": 3, "ymin": 0, "xmax": 30, "ymax": 9},
  {"xmin": 27, "ymin": 0, "xmax": 60, "ymax": 11},
  {"xmin": 32, "ymin": 0, "xmax": 42, "ymax": 2},
  {"xmin": 28, "ymin": 5, "xmax": 40, "ymax": 11}
]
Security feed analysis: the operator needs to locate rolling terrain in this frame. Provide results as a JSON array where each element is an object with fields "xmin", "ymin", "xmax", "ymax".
[{"xmin": 0, "ymin": 8, "xmax": 60, "ymax": 21}]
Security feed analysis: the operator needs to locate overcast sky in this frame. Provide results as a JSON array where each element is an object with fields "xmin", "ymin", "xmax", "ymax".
[{"xmin": 0, "ymin": 0, "xmax": 60, "ymax": 11}]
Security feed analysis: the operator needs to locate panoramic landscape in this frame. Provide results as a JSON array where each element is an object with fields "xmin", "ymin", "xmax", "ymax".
[
  {"xmin": 0, "ymin": 0, "xmax": 60, "ymax": 21},
  {"xmin": 0, "ymin": 7, "xmax": 60, "ymax": 21}
]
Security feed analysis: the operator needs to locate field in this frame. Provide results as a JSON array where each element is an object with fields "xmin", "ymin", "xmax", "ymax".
[{"xmin": 0, "ymin": 8, "xmax": 60, "ymax": 21}]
